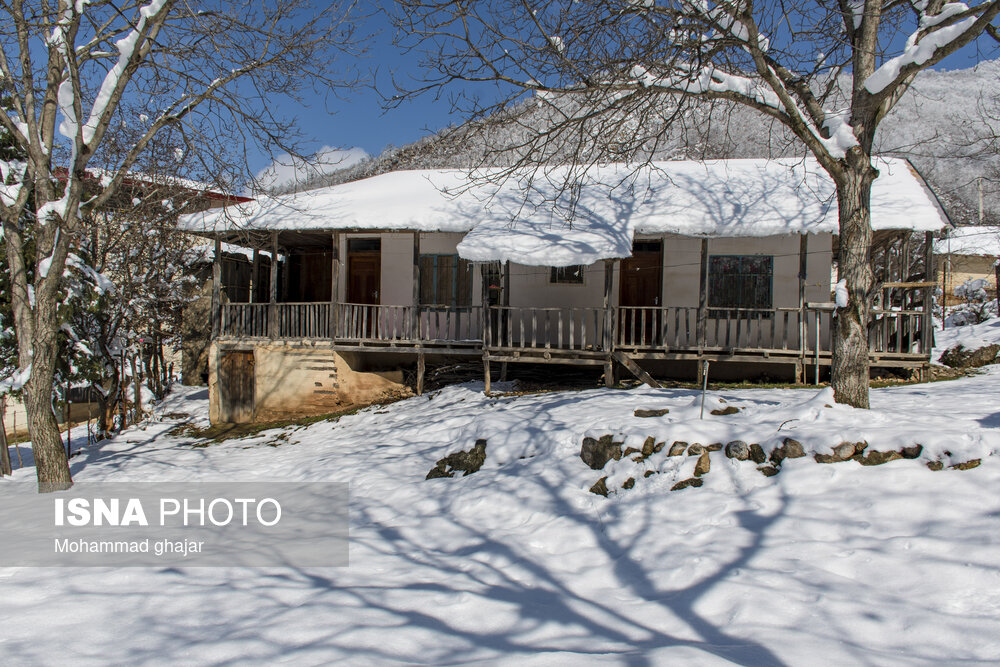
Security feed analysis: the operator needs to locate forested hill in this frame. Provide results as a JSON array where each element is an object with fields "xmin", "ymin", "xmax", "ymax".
[{"xmin": 281, "ymin": 61, "xmax": 1000, "ymax": 228}]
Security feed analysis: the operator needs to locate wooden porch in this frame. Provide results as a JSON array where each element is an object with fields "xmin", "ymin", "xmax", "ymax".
[
  {"xmin": 217, "ymin": 300, "xmax": 932, "ymax": 387},
  {"xmin": 208, "ymin": 229, "xmax": 935, "ymax": 392}
]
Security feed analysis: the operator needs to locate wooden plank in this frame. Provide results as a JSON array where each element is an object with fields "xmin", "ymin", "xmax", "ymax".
[
  {"xmin": 212, "ymin": 238, "xmax": 222, "ymax": 338},
  {"xmin": 269, "ymin": 231, "xmax": 278, "ymax": 339},
  {"xmin": 250, "ymin": 248, "xmax": 260, "ymax": 303},
  {"xmin": 881, "ymin": 281, "xmax": 939, "ymax": 289},
  {"xmin": 412, "ymin": 232, "xmax": 420, "ymax": 339},
  {"xmin": 611, "ymin": 350, "xmax": 659, "ymax": 388},
  {"xmin": 698, "ymin": 239, "xmax": 708, "ymax": 354},
  {"xmin": 798, "ymin": 233, "xmax": 808, "ymax": 362},
  {"xmin": 604, "ymin": 260, "xmax": 614, "ymax": 352},
  {"xmin": 331, "ymin": 232, "xmax": 339, "ymax": 342},
  {"xmin": 923, "ymin": 231, "xmax": 934, "ymax": 354},
  {"xmin": 416, "ymin": 352, "xmax": 425, "ymax": 396}
]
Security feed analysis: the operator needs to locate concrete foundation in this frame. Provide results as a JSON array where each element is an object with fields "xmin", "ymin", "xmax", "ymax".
[{"xmin": 209, "ymin": 341, "xmax": 410, "ymax": 423}]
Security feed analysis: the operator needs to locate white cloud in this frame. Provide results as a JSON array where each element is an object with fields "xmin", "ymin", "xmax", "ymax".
[{"xmin": 256, "ymin": 146, "xmax": 369, "ymax": 190}]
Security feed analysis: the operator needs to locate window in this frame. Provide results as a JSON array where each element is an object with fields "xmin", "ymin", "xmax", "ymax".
[
  {"xmin": 708, "ymin": 255, "xmax": 773, "ymax": 316},
  {"xmin": 348, "ymin": 238, "xmax": 380, "ymax": 253},
  {"xmin": 419, "ymin": 254, "xmax": 472, "ymax": 307},
  {"xmin": 550, "ymin": 265, "xmax": 585, "ymax": 284}
]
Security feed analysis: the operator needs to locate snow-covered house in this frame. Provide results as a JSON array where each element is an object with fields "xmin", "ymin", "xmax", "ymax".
[
  {"xmin": 182, "ymin": 158, "xmax": 947, "ymax": 423},
  {"xmin": 934, "ymin": 225, "xmax": 1000, "ymax": 305}
]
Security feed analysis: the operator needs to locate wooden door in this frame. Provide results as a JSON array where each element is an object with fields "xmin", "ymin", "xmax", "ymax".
[
  {"xmin": 619, "ymin": 241, "xmax": 663, "ymax": 346},
  {"xmin": 348, "ymin": 254, "xmax": 380, "ymax": 304},
  {"xmin": 348, "ymin": 251, "xmax": 380, "ymax": 338},
  {"xmin": 219, "ymin": 351, "xmax": 254, "ymax": 423}
]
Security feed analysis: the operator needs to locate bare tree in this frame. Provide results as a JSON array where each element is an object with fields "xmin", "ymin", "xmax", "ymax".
[
  {"xmin": 0, "ymin": 0, "xmax": 360, "ymax": 491},
  {"xmin": 392, "ymin": 0, "xmax": 1000, "ymax": 408}
]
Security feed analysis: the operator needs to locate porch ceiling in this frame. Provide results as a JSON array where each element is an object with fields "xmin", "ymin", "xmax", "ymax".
[{"xmin": 191, "ymin": 228, "xmax": 336, "ymax": 250}]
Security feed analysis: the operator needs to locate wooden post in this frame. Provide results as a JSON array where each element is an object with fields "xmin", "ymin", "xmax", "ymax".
[
  {"xmin": 412, "ymin": 232, "xmax": 421, "ymax": 340},
  {"xmin": 211, "ymin": 237, "xmax": 222, "ymax": 339},
  {"xmin": 481, "ymin": 263, "xmax": 491, "ymax": 394},
  {"xmin": 604, "ymin": 259, "xmax": 615, "ymax": 387},
  {"xmin": 924, "ymin": 231, "xmax": 935, "ymax": 356},
  {"xmin": 416, "ymin": 352, "xmax": 426, "ymax": 396},
  {"xmin": 697, "ymin": 239, "xmax": 709, "ymax": 378},
  {"xmin": 797, "ymin": 234, "xmax": 808, "ymax": 383},
  {"xmin": 250, "ymin": 248, "xmax": 260, "ymax": 303},
  {"xmin": 269, "ymin": 231, "xmax": 278, "ymax": 339},
  {"xmin": 0, "ymin": 397, "xmax": 10, "ymax": 477},
  {"xmin": 500, "ymin": 261, "xmax": 510, "ymax": 381},
  {"xmin": 331, "ymin": 232, "xmax": 339, "ymax": 342},
  {"xmin": 281, "ymin": 244, "xmax": 290, "ymax": 302},
  {"xmin": 995, "ymin": 260, "xmax": 1000, "ymax": 316}
]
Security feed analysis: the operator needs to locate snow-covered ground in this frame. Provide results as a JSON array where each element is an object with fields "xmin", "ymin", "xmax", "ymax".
[
  {"xmin": 935, "ymin": 312, "xmax": 1000, "ymax": 352},
  {"xmin": 2, "ymin": 368, "xmax": 1000, "ymax": 664}
]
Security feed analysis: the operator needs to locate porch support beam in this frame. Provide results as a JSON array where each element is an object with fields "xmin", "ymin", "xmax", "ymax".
[
  {"xmin": 250, "ymin": 248, "xmax": 260, "ymax": 303},
  {"xmin": 697, "ymin": 239, "xmax": 709, "ymax": 379},
  {"xmin": 412, "ymin": 232, "xmax": 421, "ymax": 340},
  {"xmin": 280, "ymin": 244, "xmax": 290, "ymax": 302},
  {"xmin": 211, "ymin": 237, "xmax": 222, "ymax": 339},
  {"xmin": 797, "ymin": 234, "xmax": 808, "ymax": 383},
  {"xmin": 331, "ymin": 232, "xmax": 340, "ymax": 343},
  {"xmin": 416, "ymin": 352, "xmax": 426, "ymax": 396},
  {"xmin": 268, "ymin": 231, "xmax": 278, "ymax": 339},
  {"xmin": 603, "ymin": 259, "xmax": 615, "ymax": 387},
  {"xmin": 500, "ymin": 261, "xmax": 510, "ymax": 381},
  {"xmin": 923, "ymin": 231, "xmax": 934, "ymax": 364},
  {"xmin": 481, "ymin": 263, "xmax": 491, "ymax": 395}
]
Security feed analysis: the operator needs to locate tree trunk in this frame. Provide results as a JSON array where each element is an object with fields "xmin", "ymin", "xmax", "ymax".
[
  {"xmin": 832, "ymin": 160, "xmax": 877, "ymax": 409},
  {"xmin": 0, "ymin": 406, "xmax": 11, "ymax": 477},
  {"xmin": 24, "ymin": 370, "xmax": 73, "ymax": 492},
  {"xmin": 131, "ymin": 354, "xmax": 143, "ymax": 423}
]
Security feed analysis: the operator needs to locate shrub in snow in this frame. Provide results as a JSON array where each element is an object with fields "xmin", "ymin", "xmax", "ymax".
[
  {"xmin": 425, "ymin": 439, "xmax": 488, "ymax": 479},
  {"xmin": 938, "ymin": 343, "xmax": 1000, "ymax": 369}
]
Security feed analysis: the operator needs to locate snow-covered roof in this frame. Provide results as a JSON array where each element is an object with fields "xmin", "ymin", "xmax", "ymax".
[
  {"xmin": 933, "ymin": 225, "xmax": 1000, "ymax": 257},
  {"xmin": 180, "ymin": 158, "xmax": 948, "ymax": 266}
]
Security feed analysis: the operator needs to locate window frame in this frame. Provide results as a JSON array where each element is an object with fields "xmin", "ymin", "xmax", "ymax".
[
  {"xmin": 418, "ymin": 253, "xmax": 472, "ymax": 308},
  {"xmin": 549, "ymin": 265, "xmax": 586, "ymax": 285},
  {"xmin": 707, "ymin": 254, "xmax": 774, "ymax": 317}
]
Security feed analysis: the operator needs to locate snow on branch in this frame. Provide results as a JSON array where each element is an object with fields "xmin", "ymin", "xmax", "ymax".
[{"xmin": 865, "ymin": 2, "xmax": 992, "ymax": 94}]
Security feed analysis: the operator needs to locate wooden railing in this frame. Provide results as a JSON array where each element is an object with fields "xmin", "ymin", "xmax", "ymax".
[
  {"xmin": 338, "ymin": 303, "xmax": 412, "ymax": 342},
  {"xmin": 617, "ymin": 306, "xmax": 694, "ymax": 349},
  {"xmin": 870, "ymin": 309, "xmax": 927, "ymax": 354},
  {"xmin": 336, "ymin": 303, "xmax": 482, "ymax": 344},
  {"xmin": 220, "ymin": 303, "xmax": 270, "ymax": 338},
  {"xmin": 276, "ymin": 302, "xmax": 331, "ymax": 339},
  {"xmin": 486, "ymin": 306, "xmax": 608, "ymax": 351},
  {"xmin": 705, "ymin": 307, "xmax": 810, "ymax": 351},
  {"xmin": 419, "ymin": 306, "xmax": 482, "ymax": 342},
  {"xmin": 218, "ymin": 301, "xmax": 926, "ymax": 361}
]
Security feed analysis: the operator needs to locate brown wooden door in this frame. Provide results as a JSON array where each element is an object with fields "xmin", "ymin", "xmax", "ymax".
[
  {"xmin": 348, "ymin": 252, "xmax": 380, "ymax": 337},
  {"xmin": 348, "ymin": 254, "xmax": 380, "ymax": 304},
  {"xmin": 219, "ymin": 351, "xmax": 254, "ymax": 423},
  {"xmin": 619, "ymin": 241, "xmax": 663, "ymax": 346}
]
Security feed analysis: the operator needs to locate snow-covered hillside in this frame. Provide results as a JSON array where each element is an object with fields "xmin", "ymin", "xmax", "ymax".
[
  {"xmin": 2, "ymin": 368, "xmax": 999, "ymax": 663},
  {"xmin": 299, "ymin": 61, "xmax": 1000, "ymax": 227}
]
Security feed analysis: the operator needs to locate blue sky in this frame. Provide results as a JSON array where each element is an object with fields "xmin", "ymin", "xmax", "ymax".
[{"xmin": 253, "ymin": 8, "xmax": 468, "ymax": 172}]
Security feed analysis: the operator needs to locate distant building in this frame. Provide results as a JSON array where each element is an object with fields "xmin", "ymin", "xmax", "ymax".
[{"xmin": 934, "ymin": 225, "xmax": 1000, "ymax": 305}]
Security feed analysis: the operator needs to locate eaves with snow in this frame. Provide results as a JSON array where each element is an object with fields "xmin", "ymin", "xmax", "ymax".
[
  {"xmin": 180, "ymin": 158, "xmax": 948, "ymax": 267},
  {"xmin": 933, "ymin": 225, "xmax": 1000, "ymax": 257}
]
